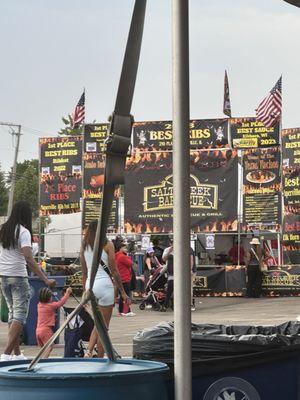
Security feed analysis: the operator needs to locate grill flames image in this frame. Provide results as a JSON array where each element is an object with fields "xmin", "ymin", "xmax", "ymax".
[
  {"xmin": 126, "ymin": 148, "xmax": 237, "ymax": 171},
  {"xmin": 124, "ymin": 219, "xmax": 238, "ymax": 234}
]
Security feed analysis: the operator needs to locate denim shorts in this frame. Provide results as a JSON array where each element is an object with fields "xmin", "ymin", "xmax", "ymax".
[{"xmin": 0, "ymin": 276, "xmax": 30, "ymax": 325}]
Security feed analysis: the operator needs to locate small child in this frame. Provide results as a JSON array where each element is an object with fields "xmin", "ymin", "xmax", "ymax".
[{"xmin": 36, "ymin": 286, "xmax": 72, "ymax": 358}]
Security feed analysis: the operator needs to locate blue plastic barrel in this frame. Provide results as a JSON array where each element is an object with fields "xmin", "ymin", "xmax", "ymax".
[
  {"xmin": 24, "ymin": 276, "xmax": 66, "ymax": 345},
  {"xmin": 189, "ymin": 356, "xmax": 300, "ymax": 400},
  {"xmin": 0, "ymin": 358, "xmax": 169, "ymax": 400}
]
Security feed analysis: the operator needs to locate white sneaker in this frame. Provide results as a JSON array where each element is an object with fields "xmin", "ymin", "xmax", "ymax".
[
  {"xmin": 12, "ymin": 353, "xmax": 27, "ymax": 360},
  {"xmin": 145, "ymin": 305, "xmax": 152, "ymax": 309},
  {"xmin": 0, "ymin": 354, "xmax": 12, "ymax": 361},
  {"xmin": 121, "ymin": 312, "xmax": 136, "ymax": 317}
]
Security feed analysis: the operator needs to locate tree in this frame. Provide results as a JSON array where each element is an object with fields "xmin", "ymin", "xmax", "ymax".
[
  {"xmin": 12, "ymin": 160, "xmax": 39, "ymax": 216},
  {"xmin": 7, "ymin": 159, "xmax": 38, "ymax": 185},
  {"xmin": 58, "ymin": 115, "xmax": 83, "ymax": 136},
  {"xmin": 0, "ymin": 165, "xmax": 8, "ymax": 216}
]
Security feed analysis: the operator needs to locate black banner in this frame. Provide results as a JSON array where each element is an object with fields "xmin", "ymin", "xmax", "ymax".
[
  {"xmin": 282, "ymin": 172, "xmax": 300, "ymax": 261},
  {"xmin": 282, "ymin": 128, "xmax": 300, "ymax": 167},
  {"xmin": 194, "ymin": 268, "xmax": 226, "ymax": 295},
  {"xmin": 262, "ymin": 266, "xmax": 300, "ymax": 295},
  {"xmin": 281, "ymin": 128, "xmax": 300, "ymax": 262},
  {"xmin": 82, "ymin": 198, "xmax": 119, "ymax": 232},
  {"xmin": 193, "ymin": 266, "xmax": 246, "ymax": 296},
  {"xmin": 82, "ymin": 124, "xmax": 119, "ymax": 231},
  {"xmin": 242, "ymin": 147, "xmax": 281, "ymax": 230},
  {"xmin": 39, "ymin": 136, "xmax": 82, "ymax": 216},
  {"xmin": 192, "ymin": 266, "xmax": 300, "ymax": 296},
  {"xmin": 133, "ymin": 119, "xmax": 229, "ymax": 150},
  {"xmin": 125, "ymin": 149, "xmax": 238, "ymax": 233},
  {"xmin": 230, "ymin": 117, "xmax": 280, "ymax": 148}
]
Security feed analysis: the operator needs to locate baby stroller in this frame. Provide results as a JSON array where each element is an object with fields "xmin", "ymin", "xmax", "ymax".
[
  {"xmin": 63, "ymin": 297, "xmax": 94, "ymax": 358},
  {"xmin": 139, "ymin": 265, "xmax": 167, "ymax": 311}
]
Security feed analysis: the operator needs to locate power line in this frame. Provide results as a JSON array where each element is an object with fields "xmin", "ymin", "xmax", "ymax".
[
  {"xmin": 22, "ymin": 125, "xmax": 58, "ymax": 137},
  {"xmin": 0, "ymin": 124, "xmax": 58, "ymax": 138}
]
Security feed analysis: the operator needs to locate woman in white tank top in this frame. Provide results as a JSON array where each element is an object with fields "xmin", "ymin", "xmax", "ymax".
[{"xmin": 80, "ymin": 220, "xmax": 129, "ymax": 358}]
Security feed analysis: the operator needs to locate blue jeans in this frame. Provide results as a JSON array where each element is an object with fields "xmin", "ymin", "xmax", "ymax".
[{"xmin": 1, "ymin": 276, "xmax": 30, "ymax": 325}]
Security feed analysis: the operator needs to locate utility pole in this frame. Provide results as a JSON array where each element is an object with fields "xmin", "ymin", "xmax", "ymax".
[
  {"xmin": 0, "ymin": 122, "xmax": 22, "ymax": 217},
  {"xmin": 172, "ymin": 1, "xmax": 192, "ymax": 400}
]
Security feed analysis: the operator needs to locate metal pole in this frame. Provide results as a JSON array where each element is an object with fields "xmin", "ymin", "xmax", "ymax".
[
  {"xmin": 7, "ymin": 125, "xmax": 21, "ymax": 216},
  {"xmin": 237, "ymin": 151, "xmax": 243, "ymax": 266},
  {"xmin": 277, "ymin": 232, "xmax": 282, "ymax": 265},
  {"xmin": 61, "ymin": 232, "xmax": 65, "ymax": 261},
  {"xmin": 172, "ymin": 1, "xmax": 191, "ymax": 400},
  {"xmin": 237, "ymin": 220, "xmax": 241, "ymax": 266}
]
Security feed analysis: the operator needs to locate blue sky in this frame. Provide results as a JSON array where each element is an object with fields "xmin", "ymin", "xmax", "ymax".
[{"xmin": 0, "ymin": 0, "xmax": 299, "ymax": 171}]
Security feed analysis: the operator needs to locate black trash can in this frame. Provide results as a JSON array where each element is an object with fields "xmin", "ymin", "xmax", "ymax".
[
  {"xmin": 133, "ymin": 321, "xmax": 300, "ymax": 400},
  {"xmin": 23, "ymin": 276, "xmax": 66, "ymax": 345}
]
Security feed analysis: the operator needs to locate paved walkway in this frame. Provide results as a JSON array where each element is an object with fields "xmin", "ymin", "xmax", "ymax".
[{"xmin": 1, "ymin": 297, "xmax": 300, "ymax": 359}]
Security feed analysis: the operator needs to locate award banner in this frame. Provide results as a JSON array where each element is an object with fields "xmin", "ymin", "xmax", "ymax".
[
  {"xmin": 242, "ymin": 147, "xmax": 281, "ymax": 230},
  {"xmin": 282, "ymin": 168, "xmax": 300, "ymax": 262},
  {"xmin": 282, "ymin": 127, "xmax": 300, "ymax": 167},
  {"xmin": 83, "ymin": 123, "xmax": 109, "ymax": 199},
  {"xmin": 283, "ymin": 168, "xmax": 300, "ymax": 207},
  {"xmin": 230, "ymin": 117, "xmax": 280, "ymax": 149},
  {"xmin": 281, "ymin": 128, "xmax": 300, "ymax": 264},
  {"xmin": 39, "ymin": 136, "xmax": 82, "ymax": 216},
  {"xmin": 283, "ymin": 213, "xmax": 300, "ymax": 246},
  {"xmin": 125, "ymin": 149, "xmax": 238, "ymax": 233},
  {"xmin": 82, "ymin": 124, "xmax": 119, "ymax": 232},
  {"xmin": 133, "ymin": 119, "xmax": 229, "ymax": 150}
]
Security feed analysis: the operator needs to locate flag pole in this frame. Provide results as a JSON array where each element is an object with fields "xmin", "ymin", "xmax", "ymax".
[
  {"xmin": 279, "ymin": 102, "xmax": 283, "ymax": 266},
  {"xmin": 172, "ymin": 1, "xmax": 192, "ymax": 399}
]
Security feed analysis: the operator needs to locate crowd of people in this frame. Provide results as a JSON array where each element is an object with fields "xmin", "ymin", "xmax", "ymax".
[
  {"xmin": 0, "ymin": 201, "xmax": 187, "ymax": 360},
  {"xmin": 0, "ymin": 200, "xmax": 277, "ymax": 361}
]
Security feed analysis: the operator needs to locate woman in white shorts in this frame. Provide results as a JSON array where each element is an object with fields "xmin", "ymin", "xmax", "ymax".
[{"xmin": 80, "ymin": 220, "xmax": 129, "ymax": 357}]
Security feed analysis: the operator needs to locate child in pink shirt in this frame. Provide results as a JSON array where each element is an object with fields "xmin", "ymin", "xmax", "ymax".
[{"xmin": 36, "ymin": 286, "xmax": 72, "ymax": 358}]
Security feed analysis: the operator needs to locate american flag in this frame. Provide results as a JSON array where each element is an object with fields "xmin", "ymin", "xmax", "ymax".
[
  {"xmin": 71, "ymin": 91, "xmax": 85, "ymax": 128},
  {"xmin": 256, "ymin": 77, "xmax": 282, "ymax": 128}
]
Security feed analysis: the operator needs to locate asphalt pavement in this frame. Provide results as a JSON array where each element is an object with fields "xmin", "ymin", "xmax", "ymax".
[{"xmin": 1, "ymin": 296, "xmax": 300, "ymax": 359}]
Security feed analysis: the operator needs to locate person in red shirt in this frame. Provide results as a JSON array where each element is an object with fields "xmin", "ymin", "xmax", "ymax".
[
  {"xmin": 115, "ymin": 244, "xmax": 135, "ymax": 316},
  {"xmin": 228, "ymin": 240, "xmax": 245, "ymax": 265},
  {"xmin": 36, "ymin": 287, "xmax": 72, "ymax": 358}
]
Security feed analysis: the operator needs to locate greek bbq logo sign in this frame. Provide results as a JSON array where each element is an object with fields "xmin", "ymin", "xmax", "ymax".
[
  {"xmin": 143, "ymin": 175, "xmax": 218, "ymax": 212},
  {"xmin": 124, "ymin": 151, "xmax": 238, "ymax": 233}
]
